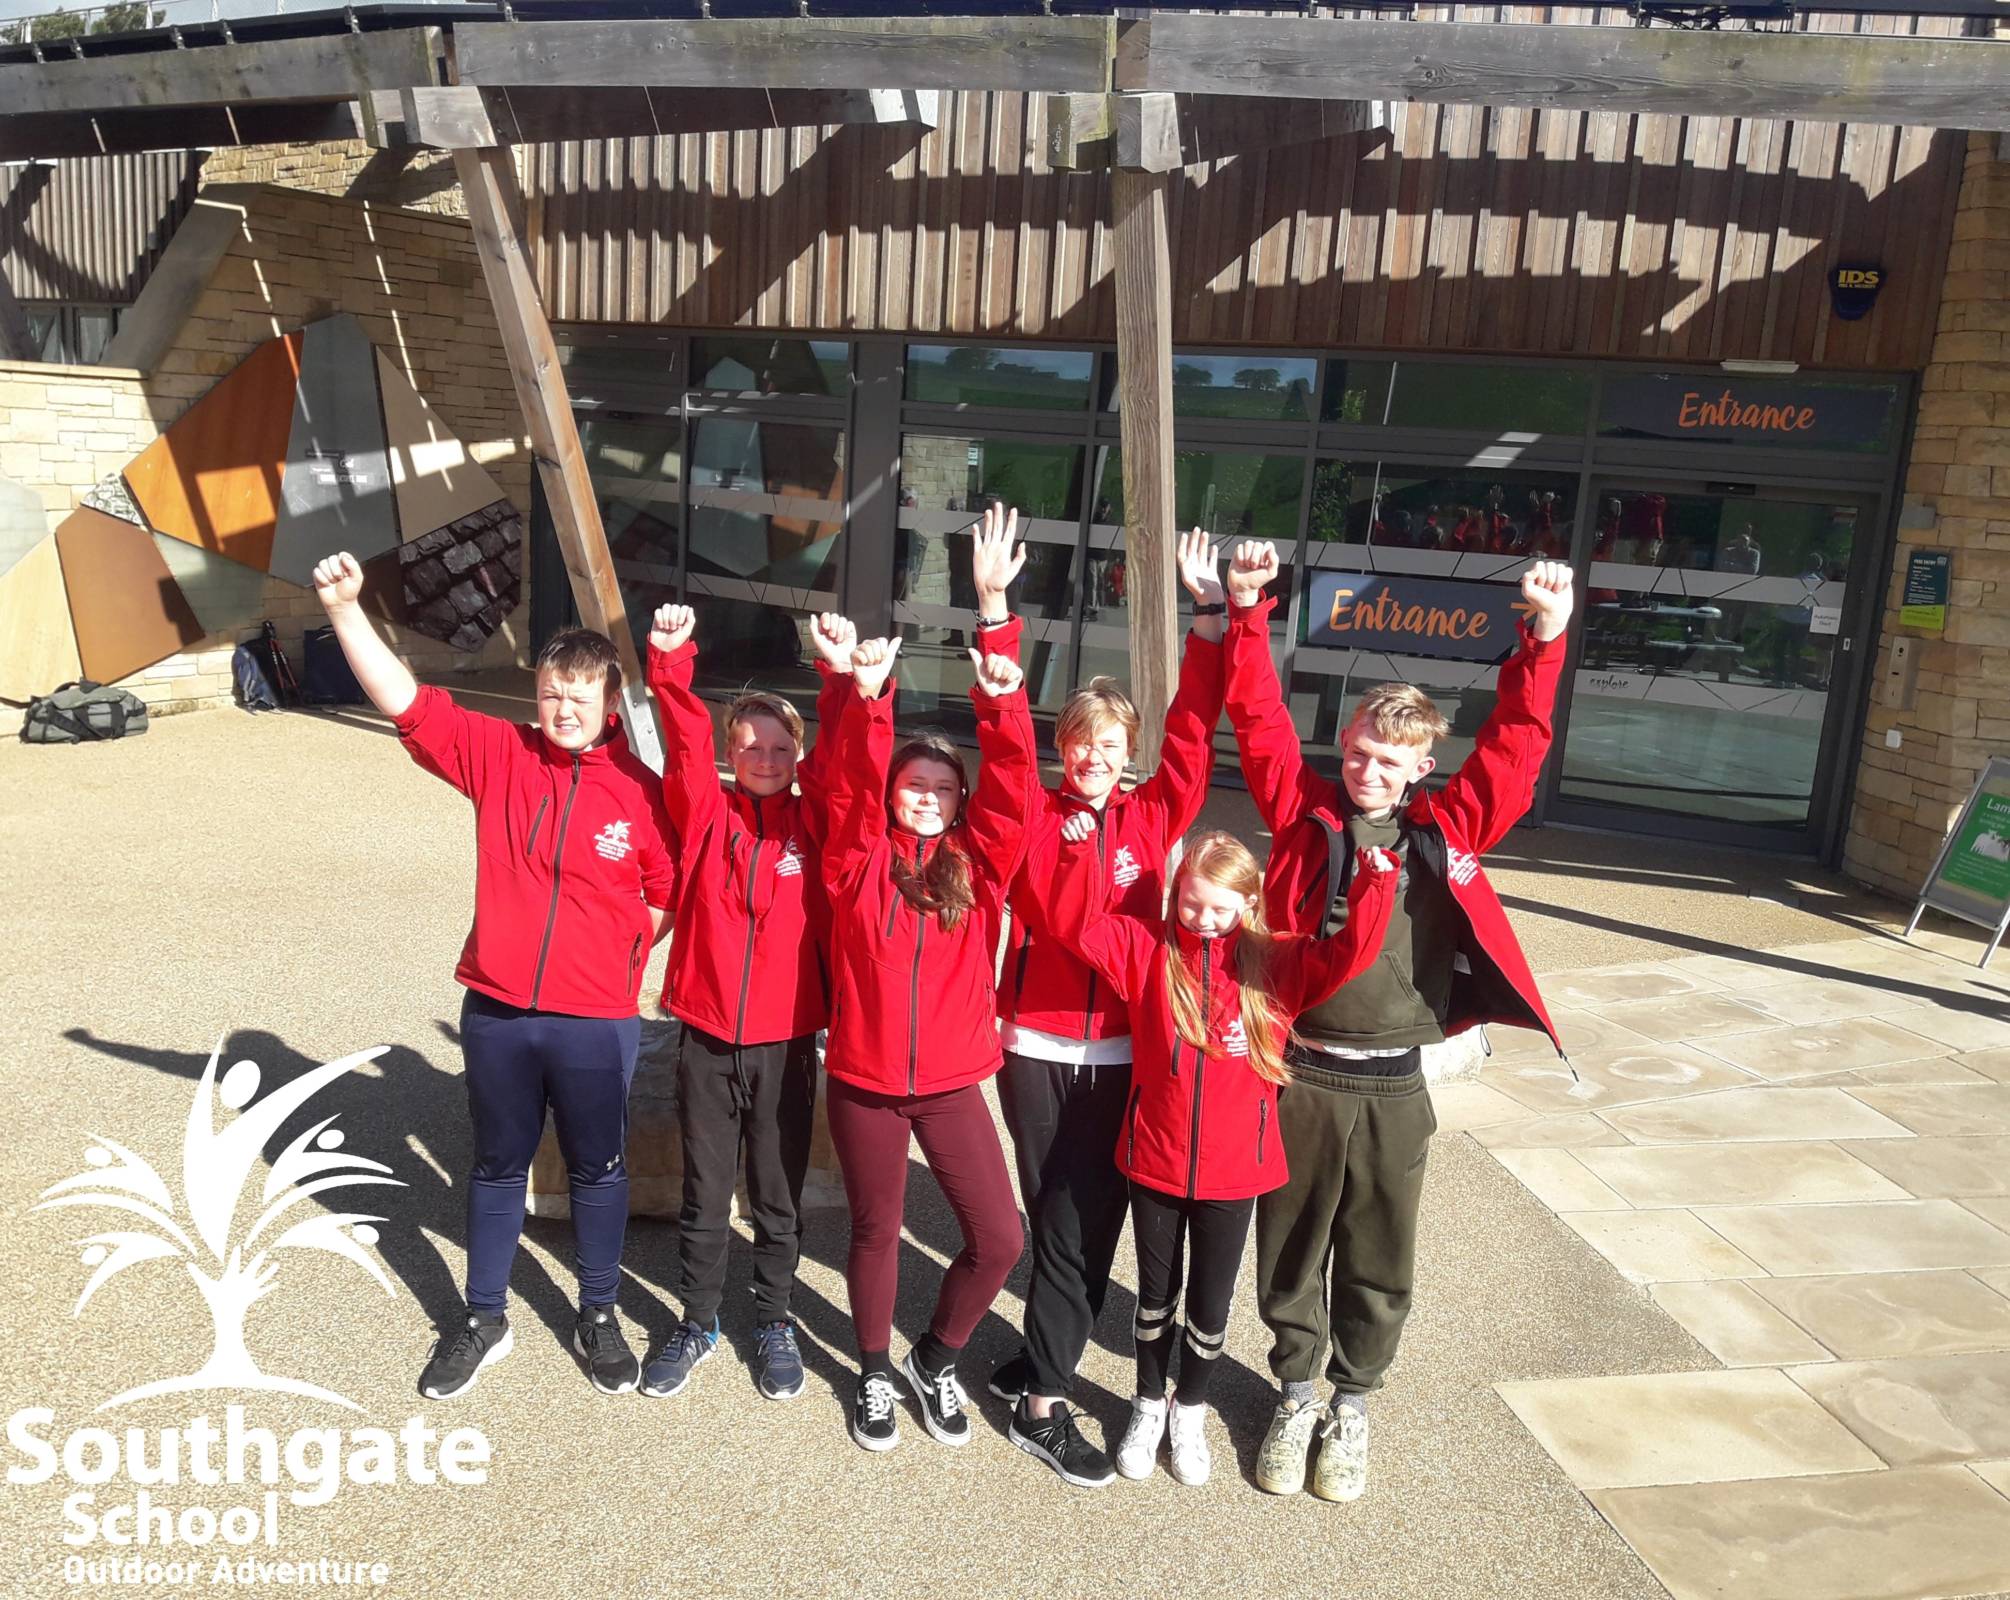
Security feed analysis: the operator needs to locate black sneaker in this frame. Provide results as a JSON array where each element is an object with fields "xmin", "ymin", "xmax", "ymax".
[
  {"xmin": 419, "ymin": 1310, "xmax": 513, "ymax": 1399},
  {"xmin": 754, "ymin": 1319, "xmax": 807, "ymax": 1402},
  {"xmin": 851, "ymin": 1371, "xmax": 900, "ymax": 1453},
  {"xmin": 1009, "ymin": 1399, "xmax": 1117, "ymax": 1488},
  {"xmin": 573, "ymin": 1305, "xmax": 639, "ymax": 1395},
  {"xmin": 900, "ymin": 1348, "xmax": 972, "ymax": 1447},
  {"xmin": 987, "ymin": 1349, "xmax": 1031, "ymax": 1402}
]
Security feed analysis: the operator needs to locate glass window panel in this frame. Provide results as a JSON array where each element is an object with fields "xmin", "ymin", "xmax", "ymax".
[
  {"xmin": 25, "ymin": 309, "xmax": 63, "ymax": 363},
  {"xmin": 1320, "ymin": 360, "xmax": 1395, "ymax": 424},
  {"xmin": 692, "ymin": 337, "xmax": 849, "ymax": 398},
  {"xmin": 1307, "ymin": 460, "xmax": 1576, "ymax": 566},
  {"xmin": 895, "ymin": 433, "xmax": 1081, "ymax": 726},
  {"xmin": 581, "ymin": 413, "xmax": 682, "ymax": 661},
  {"xmin": 74, "ymin": 309, "xmax": 117, "ymax": 366},
  {"xmin": 557, "ymin": 342, "xmax": 679, "ymax": 413},
  {"xmin": 1383, "ymin": 361, "xmax": 1591, "ymax": 435},
  {"xmin": 1563, "ymin": 488, "xmax": 1860, "ymax": 830},
  {"xmin": 904, "ymin": 344, "xmax": 1094, "ymax": 410},
  {"xmin": 1598, "ymin": 373, "xmax": 1899, "ymax": 454},
  {"xmin": 1103, "ymin": 352, "xmax": 1318, "ymax": 422}
]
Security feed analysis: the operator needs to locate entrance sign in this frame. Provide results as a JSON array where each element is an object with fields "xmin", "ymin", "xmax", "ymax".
[
  {"xmin": 1906, "ymin": 756, "xmax": 2010, "ymax": 967},
  {"xmin": 1305, "ymin": 571, "xmax": 1528, "ymax": 663},
  {"xmin": 1599, "ymin": 374, "xmax": 1898, "ymax": 453},
  {"xmin": 1900, "ymin": 548, "xmax": 1951, "ymax": 632}
]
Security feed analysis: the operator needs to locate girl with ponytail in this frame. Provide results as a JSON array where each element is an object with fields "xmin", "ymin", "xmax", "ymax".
[
  {"xmin": 816, "ymin": 504, "xmax": 1040, "ymax": 1455},
  {"xmin": 1038, "ymin": 819, "xmax": 1399, "ymax": 1487}
]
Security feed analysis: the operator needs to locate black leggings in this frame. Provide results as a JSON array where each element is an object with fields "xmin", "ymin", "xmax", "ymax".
[{"xmin": 1130, "ymin": 1184, "xmax": 1255, "ymax": 1406}]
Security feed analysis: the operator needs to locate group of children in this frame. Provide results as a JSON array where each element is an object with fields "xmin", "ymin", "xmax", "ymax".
[{"xmin": 310, "ymin": 505, "xmax": 1574, "ymax": 1499}]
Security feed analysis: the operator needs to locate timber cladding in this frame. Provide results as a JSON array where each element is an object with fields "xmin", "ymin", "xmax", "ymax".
[{"xmin": 521, "ymin": 92, "xmax": 1962, "ymax": 371}]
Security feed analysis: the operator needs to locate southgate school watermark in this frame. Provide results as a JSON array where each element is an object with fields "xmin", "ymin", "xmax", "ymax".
[{"xmin": 6, "ymin": 1042, "xmax": 495, "ymax": 1589}]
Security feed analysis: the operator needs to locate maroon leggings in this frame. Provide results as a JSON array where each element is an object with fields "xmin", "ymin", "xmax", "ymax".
[{"xmin": 826, "ymin": 1075, "xmax": 1023, "ymax": 1364}]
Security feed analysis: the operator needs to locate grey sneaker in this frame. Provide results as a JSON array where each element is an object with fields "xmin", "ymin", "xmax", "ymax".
[
  {"xmin": 1255, "ymin": 1396, "xmax": 1326, "ymax": 1495},
  {"xmin": 1313, "ymin": 1394, "xmax": 1368, "ymax": 1502},
  {"xmin": 640, "ymin": 1318, "xmax": 718, "ymax": 1398}
]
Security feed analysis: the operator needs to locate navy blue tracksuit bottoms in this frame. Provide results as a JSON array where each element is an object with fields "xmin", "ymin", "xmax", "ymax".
[{"xmin": 460, "ymin": 990, "xmax": 641, "ymax": 1313}]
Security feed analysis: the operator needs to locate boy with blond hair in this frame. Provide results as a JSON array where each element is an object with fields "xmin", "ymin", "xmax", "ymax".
[{"xmin": 1220, "ymin": 542, "xmax": 1574, "ymax": 1504}]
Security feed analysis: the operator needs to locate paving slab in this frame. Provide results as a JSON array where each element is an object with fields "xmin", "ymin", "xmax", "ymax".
[
  {"xmin": 1469, "ymin": 1112, "xmax": 1634, "ymax": 1150},
  {"xmin": 1597, "ymin": 1087, "xmax": 1914, "ymax": 1145},
  {"xmin": 1494, "ymin": 1369, "xmax": 1882, "ymax": 1490},
  {"xmin": 1958, "ymin": 1048, "xmax": 2010, "ymax": 1085},
  {"xmin": 1696, "ymin": 1017, "xmax": 1948, "ymax": 1083},
  {"xmin": 1537, "ymin": 964, "xmax": 1725, "ymax": 1009},
  {"xmin": 1848, "ymin": 1084, "xmax": 2010, "ymax": 1137},
  {"xmin": 1790, "ymin": 1353, "xmax": 2010, "ymax": 1466},
  {"xmin": 1974, "ymin": 1459, "xmax": 2010, "ymax": 1500},
  {"xmin": 1490, "ymin": 1148, "xmax": 1630, "ymax": 1212},
  {"xmin": 1736, "ymin": 976, "xmax": 1931, "ymax": 1026},
  {"xmin": 1884, "ymin": 1005, "xmax": 2010, "ymax": 1055},
  {"xmin": 1485, "ymin": 1008, "xmax": 1654, "ymax": 1064},
  {"xmin": 1481, "ymin": 1042, "xmax": 1754, "ymax": 1115},
  {"xmin": 1588, "ymin": 1466, "xmax": 2010, "ymax": 1600},
  {"xmin": 1595, "ymin": 991, "xmax": 1782, "ymax": 1043},
  {"xmin": 1647, "ymin": 1281, "xmax": 1832, "ymax": 1368},
  {"xmin": 1556, "ymin": 1208, "xmax": 1765, "ymax": 1284},
  {"xmin": 1427, "ymin": 1080, "xmax": 1532, "ymax": 1133},
  {"xmin": 1752, "ymin": 1272, "xmax": 2010, "ymax": 1362},
  {"xmin": 1840, "ymin": 1135, "xmax": 2010, "ymax": 1198},
  {"xmin": 1576, "ymin": 1140, "xmax": 1906, "ymax": 1208},
  {"xmin": 1696, "ymin": 1200, "xmax": 2010, "ymax": 1277}
]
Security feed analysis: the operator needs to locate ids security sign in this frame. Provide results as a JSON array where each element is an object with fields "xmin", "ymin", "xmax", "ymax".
[{"xmin": 1305, "ymin": 573, "xmax": 1528, "ymax": 663}]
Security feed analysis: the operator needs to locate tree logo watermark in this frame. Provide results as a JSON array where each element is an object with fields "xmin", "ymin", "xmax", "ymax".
[{"xmin": 34, "ymin": 1041, "xmax": 402, "ymax": 1412}]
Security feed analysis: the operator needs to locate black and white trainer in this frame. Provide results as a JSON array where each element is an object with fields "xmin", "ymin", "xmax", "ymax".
[
  {"xmin": 419, "ymin": 1310, "xmax": 513, "ymax": 1400},
  {"xmin": 851, "ymin": 1371, "xmax": 901, "ymax": 1452},
  {"xmin": 573, "ymin": 1305, "xmax": 639, "ymax": 1395},
  {"xmin": 900, "ymin": 1349, "xmax": 972, "ymax": 1447},
  {"xmin": 1008, "ymin": 1400, "xmax": 1117, "ymax": 1488}
]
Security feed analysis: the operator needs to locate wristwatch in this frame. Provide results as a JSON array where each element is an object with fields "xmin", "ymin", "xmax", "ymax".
[{"xmin": 1192, "ymin": 602, "xmax": 1227, "ymax": 617}]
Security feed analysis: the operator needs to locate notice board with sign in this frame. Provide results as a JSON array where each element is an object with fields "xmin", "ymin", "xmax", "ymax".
[
  {"xmin": 1598, "ymin": 374, "xmax": 1899, "ymax": 454},
  {"xmin": 1305, "ymin": 572, "xmax": 1528, "ymax": 663},
  {"xmin": 1906, "ymin": 756, "xmax": 2010, "ymax": 967},
  {"xmin": 1900, "ymin": 548, "xmax": 1951, "ymax": 632}
]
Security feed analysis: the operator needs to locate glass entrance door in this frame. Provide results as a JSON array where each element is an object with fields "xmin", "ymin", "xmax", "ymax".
[{"xmin": 1549, "ymin": 480, "xmax": 1874, "ymax": 850}]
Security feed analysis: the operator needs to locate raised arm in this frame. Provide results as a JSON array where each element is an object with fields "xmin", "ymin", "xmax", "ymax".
[
  {"xmin": 314, "ymin": 552, "xmax": 417, "ymax": 717},
  {"xmin": 1135, "ymin": 530, "xmax": 1228, "ymax": 836},
  {"xmin": 963, "ymin": 637, "xmax": 1038, "ymax": 886},
  {"xmin": 819, "ymin": 633, "xmax": 897, "ymax": 897},
  {"xmin": 1034, "ymin": 811, "xmax": 1157, "ymax": 1003},
  {"xmin": 1223, "ymin": 541, "xmax": 1340, "ymax": 835},
  {"xmin": 644, "ymin": 604, "xmax": 727, "ymax": 838},
  {"xmin": 1273, "ymin": 848, "xmax": 1402, "ymax": 1016},
  {"xmin": 795, "ymin": 611, "xmax": 856, "ymax": 814},
  {"xmin": 1432, "ymin": 562, "xmax": 1573, "ymax": 855}
]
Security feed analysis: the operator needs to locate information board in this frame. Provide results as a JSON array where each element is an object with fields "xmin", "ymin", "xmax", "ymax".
[
  {"xmin": 1900, "ymin": 548, "xmax": 1951, "ymax": 632},
  {"xmin": 1906, "ymin": 755, "xmax": 2010, "ymax": 968},
  {"xmin": 1304, "ymin": 572, "xmax": 1528, "ymax": 664}
]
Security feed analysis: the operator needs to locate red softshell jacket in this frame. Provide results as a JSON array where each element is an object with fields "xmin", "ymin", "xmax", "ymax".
[
  {"xmin": 1000, "ymin": 625, "xmax": 1225, "ymax": 1042},
  {"xmin": 1045, "ymin": 839, "xmax": 1397, "ymax": 1200},
  {"xmin": 646, "ymin": 641, "xmax": 849, "ymax": 1045},
  {"xmin": 394, "ymin": 686, "xmax": 678, "ymax": 1020},
  {"xmin": 819, "ymin": 620, "xmax": 1038, "ymax": 1097},
  {"xmin": 1224, "ymin": 593, "xmax": 1565, "ymax": 1053}
]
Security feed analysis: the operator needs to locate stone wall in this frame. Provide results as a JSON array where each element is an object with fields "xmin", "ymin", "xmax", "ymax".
[
  {"xmin": 198, "ymin": 140, "xmax": 468, "ymax": 219},
  {"xmin": 0, "ymin": 183, "xmax": 528, "ymax": 719},
  {"xmin": 1844, "ymin": 132, "xmax": 2010, "ymax": 896}
]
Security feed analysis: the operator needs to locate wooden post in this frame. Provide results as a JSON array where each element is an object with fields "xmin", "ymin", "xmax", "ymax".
[
  {"xmin": 1110, "ymin": 164, "xmax": 1179, "ymax": 776},
  {"xmin": 451, "ymin": 145, "xmax": 652, "ymax": 753}
]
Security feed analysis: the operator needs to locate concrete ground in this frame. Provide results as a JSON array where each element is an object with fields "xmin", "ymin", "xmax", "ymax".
[{"xmin": 0, "ymin": 695, "xmax": 2002, "ymax": 1600}]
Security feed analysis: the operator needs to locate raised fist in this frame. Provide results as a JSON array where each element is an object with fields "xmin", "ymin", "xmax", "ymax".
[
  {"xmin": 810, "ymin": 612, "xmax": 858, "ymax": 673},
  {"xmin": 649, "ymin": 603, "xmax": 696, "ymax": 655},
  {"xmin": 968, "ymin": 648, "xmax": 1025, "ymax": 700},
  {"xmin": 851, "ymin": 635, "xmax": 902, "ymax": 699},
  {"xmin": 1226, "ymin": 540, "xmax": 1280, "ymax": 608},
  {"xmin": 312, "ymin": 552, "xmax": 365, "ymax": 611}
]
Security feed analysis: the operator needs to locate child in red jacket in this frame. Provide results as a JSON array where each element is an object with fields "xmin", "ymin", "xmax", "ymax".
[
  {"xmin": 1044, "ymin": 821, "xmax": 1397, "ymax": 1488},
  {"xmin": 637, "ymin": 604, "xmax": 856, "ymax": 1405},
  {"xmin": 312, "ymin": 552, "xmax": 678, "ymax": 1403},
  {"xmin": 819, "ymin": 510, "xmax": 1040, "ymax": 1454},
  {"xmin": 989, "ymin": 527, "xmax": 1229, "ymax": 1489},
  {"xmin": 1221, "ymin": 539, "xmax": 1574, "ymax": 1505}
]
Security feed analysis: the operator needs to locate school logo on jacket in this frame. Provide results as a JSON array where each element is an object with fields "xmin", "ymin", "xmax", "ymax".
[
  {"xmin": 1222, "ymin": 1017, "xmax": 1249, "ymax": 1058},
  {"xmin": 593, "ymin": 820, "xmax": 633, "ymax": 863},
  {"xmin": 1111, "ymin": 845, "xmax": 1142, "ymax": 889},
  {"xmin": 1446, "ymin": 846, "xmax": 1479, "ymax": 887},
  {"xmin": 774, "ymin": 840, "xmax": 804, "ymax": 879}
]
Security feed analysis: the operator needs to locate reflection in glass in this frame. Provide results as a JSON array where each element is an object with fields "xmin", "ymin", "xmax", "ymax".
[
  {"xmin": 1105, "ymin": 353, "xmax": 1317, "ymax": 422},
  {"xmin": 905, "ymin": 345, "xmax": 1094, "ymax": 410},
  {"xmin": 692, "ymin": 337, "xmax": 849, "ymax": 397},
  {"xmin": 1383, "ymin": 361, "xmax": 1592, "ymax": 435},
  {"xmin": 1309, "ymin": 461, "xmax": 1575, "ymax": 560},
  {"xmin": 559, "ymin": 342, "xmax": 680, "ymax": 413},
  {"xmin": 1320, "ymin": 361, "xmax": 1395, "ymax": 424},
  {"xmin": 581, "ymin": 414, "xmax": 682, "ymax": 659}
]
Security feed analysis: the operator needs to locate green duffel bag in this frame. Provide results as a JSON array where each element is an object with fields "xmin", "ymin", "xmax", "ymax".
[{"xmin": 21, "ymin": 679, "xmax": 149, "ymax": 744}]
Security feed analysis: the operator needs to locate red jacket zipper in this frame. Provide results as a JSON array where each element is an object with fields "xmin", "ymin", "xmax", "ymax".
[
  {"xmin": 529, "ymin": 753, "xmax": 583, "ymax": 1011},
  {"xmin": 1186, "ymin": 940, "xmax": 1211, "ymax": 1199},
  {"xmin": 735, "ymin": 807, "xmax": 765, "ymax": 1046}
]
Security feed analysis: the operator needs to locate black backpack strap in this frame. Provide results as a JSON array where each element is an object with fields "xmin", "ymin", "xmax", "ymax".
[{"xmin": 1309, "ymin": 813, "xmax": 1353, "ymax": 938}]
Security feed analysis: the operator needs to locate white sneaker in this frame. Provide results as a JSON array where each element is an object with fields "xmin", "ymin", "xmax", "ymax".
[
  {"xmin": 1313, "ymin": 1395, "xmax": 1368, "ymax": 1502},
  {"xmin": 1255, "ymin": 1397, "xmax": 1326, "ymax": 1495},
  {"xmin": 1167, "ymin": 1400, "xmax": 1212, "ymax": 1486},
  {"xmin": 1115, "ymin": 1396, "xmax": 1167, "ymax": 1480}
]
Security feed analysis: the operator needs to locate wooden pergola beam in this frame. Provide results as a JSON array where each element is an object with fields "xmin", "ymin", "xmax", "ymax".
[
  {"xmin": 1049, "ymin": 91, "xmax": 1386, "ymax": 173},
  {"xmin": 0, "ymin": 27, "xmax": 439, "ymax": 120},
  {"xmin": 452, "ymin": 142, "xmax": 647, "ymax": 738},
  {"xmin": 1116, "ymin": 15, "xmax": 2010, "ymax": 131},
  {"xmin": 368, "ymin": 84, "xmax": 943, "ymax": 151},
  {"xmin": 454, "ymin": 16, "xmax": 1113, "ymax": 95},
  {"xmin": 1109, "ymin": 164, "xmax": 1179, "ymax": 775},
  {"xmin": 0, "ymin": 102, "xmax": 366, "ymax": 162}
]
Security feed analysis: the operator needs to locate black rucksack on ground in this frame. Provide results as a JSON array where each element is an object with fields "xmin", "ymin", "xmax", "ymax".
[
  {"xmin": 300, "ymin": 625, "xmax": 365, "ymax": 705},
  {"xmin": 21, "ymin": 680, "xmax": 149, "ymax": 743}
]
